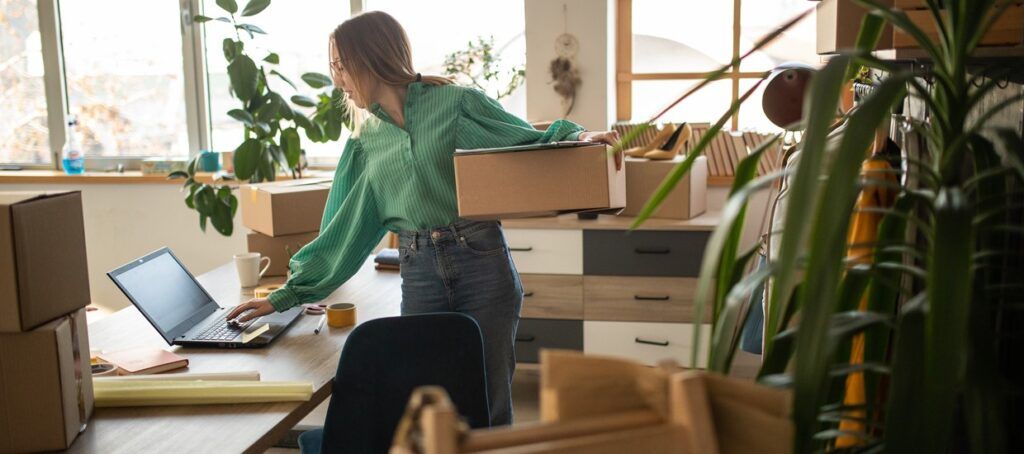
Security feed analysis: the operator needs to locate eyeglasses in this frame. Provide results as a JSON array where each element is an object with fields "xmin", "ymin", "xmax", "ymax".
[{"xmin": 329, "ymin": 59, "xmax": 344, "ymax": 73}]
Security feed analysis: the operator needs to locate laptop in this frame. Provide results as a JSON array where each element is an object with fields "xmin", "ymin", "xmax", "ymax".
[{"xmin": 107, "ymin": 247, "xmax": 302, "ymax": 348}]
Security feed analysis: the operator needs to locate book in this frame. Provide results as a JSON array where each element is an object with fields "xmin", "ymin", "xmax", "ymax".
[
  {"xmin": 98, "ymin": 347, "xmax": 189, "ymax": 375},
  {"xmin": 375, "ymin": 248, "xmax": 399, "ymax": 266}
]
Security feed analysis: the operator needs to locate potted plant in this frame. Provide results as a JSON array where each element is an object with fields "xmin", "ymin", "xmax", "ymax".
[
  {"xmin": 617, "ymin": 1, "xmax": 1023, "ymax": 451},
  {"xmin": 170, "ymin": 0, "xmax": 350, "ymax": 236}
]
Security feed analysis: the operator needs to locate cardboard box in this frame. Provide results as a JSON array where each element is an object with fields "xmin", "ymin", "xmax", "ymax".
[
  {"xmin": 894, "ymin": 5, "xmax": 1023, "ymax": 48},
  {"xmin": 454, "ymin": 143, "xmax": 626, "ymax": 220},
  {"xmin": 0, "ymin": 309, "xmax": 94, "ymax": 452},
  {"xmin": 621, "ymin": 156, "xmax": 707, "ymax": 220},
  {"xmin": 247, "ymin": 230, "xmax": 319, "ymax": 276},
  {"xmin": 0, "ymin": 192, "xmax": 91, "ymax": 332},
  {"xmin": 240, "ymin": 178, "xmax": 331, "ymax": 236},
  {"xmin": 817, "ymin": 0, "xmax": 894, "ymax": 54}
]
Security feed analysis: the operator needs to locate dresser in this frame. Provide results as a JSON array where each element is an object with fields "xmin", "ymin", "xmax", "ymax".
[{"xmin": 502, "ymin": 213, "xmax": 719, "ymax": 368}]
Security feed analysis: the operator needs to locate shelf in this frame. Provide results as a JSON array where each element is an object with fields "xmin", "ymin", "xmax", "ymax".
[
  {"xmin": 874, "ymin": 45, "xmax": 1024, "ymax": 61},
  {"xmin": 0, "ymin": 170, "xmax": 332, "ymax": 186}
]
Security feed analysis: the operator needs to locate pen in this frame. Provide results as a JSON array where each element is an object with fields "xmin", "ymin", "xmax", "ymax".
[{"xmin": 314, "ymin": 314, "xmax": 327, "ymax": 335}]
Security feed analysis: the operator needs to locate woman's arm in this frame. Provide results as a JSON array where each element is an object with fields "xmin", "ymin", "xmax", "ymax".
[
  {"xmin": 456, "ymin": 88, "xmax": 621, "ymax": 167},
  {"xmin": 228, "ymin": 139, "xmax": 386, "ymax": 322}
]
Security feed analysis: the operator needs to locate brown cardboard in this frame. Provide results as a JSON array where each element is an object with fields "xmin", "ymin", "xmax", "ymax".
[
  {"xmin": 0, "ymin": 309, "xmax": 94, "ymax": 452},
  {"xmin": 454, "ymin": 143, "xmax": 626, "ymax": 220},
  {"xmin": 816, "ymin": 0, "xmax": 894, "ymax": 54},
  {"xmin": 894, "ymin": 6, "xmax": 1023, "ymax": 48},
  {"xmin": 0, "ymin": 191, "xmax": 91, "ymax": 332},
  {"xmin": 621, "ymin": 156, "xmax": 707, "ymax": 220},
  {"xmin": 247, "ymin": 230, "xmax": 319, "ymax": 276},
  {"xmin": 240, "ymin": 178, "xmax": 331, "ymax": 236}
]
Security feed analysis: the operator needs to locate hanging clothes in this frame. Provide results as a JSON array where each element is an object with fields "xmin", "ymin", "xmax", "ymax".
[{"xmin": 836, "ymin": 149, "xmax": 900, "ymax": 448}]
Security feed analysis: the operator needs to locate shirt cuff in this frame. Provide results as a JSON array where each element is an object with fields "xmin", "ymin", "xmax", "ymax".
[
  {"xmin": 568, "ymin": 130, "xmax": 584, "ymax": 141},
  {"xmin": 268, "ymin": 286, "xmax": 301, "ymax": 312}
]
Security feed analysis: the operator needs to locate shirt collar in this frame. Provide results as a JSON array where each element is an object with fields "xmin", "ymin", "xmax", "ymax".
[{"xmin": 369, "ymin": 81, "xmax": 423, "ymax": 123}]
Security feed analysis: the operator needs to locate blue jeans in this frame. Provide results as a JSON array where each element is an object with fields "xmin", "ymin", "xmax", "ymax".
[{"xmin": 397, "ymin": 219, "xmax": 523, "ymax": 426}]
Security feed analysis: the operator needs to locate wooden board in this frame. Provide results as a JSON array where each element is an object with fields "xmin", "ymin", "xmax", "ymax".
[{"xmin": 68, "ymin": 258, "xmax": 402, "ymax": 453}]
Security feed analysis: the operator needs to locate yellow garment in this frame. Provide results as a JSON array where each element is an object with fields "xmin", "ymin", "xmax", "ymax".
[{"xmin": 836, "ymin": 157, "xmax": 898, "ymax": 448}]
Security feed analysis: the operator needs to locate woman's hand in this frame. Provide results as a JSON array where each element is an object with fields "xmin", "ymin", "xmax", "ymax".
[
  {"xmin": 579, "ymin": 130, "xmax": 623, "ymax": 170},
  {"xmin": 226, "ymin": 298, "xmax": 275, "ymax": 323}
]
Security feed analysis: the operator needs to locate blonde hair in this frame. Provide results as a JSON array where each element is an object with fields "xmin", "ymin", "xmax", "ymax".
[{"xmin": 331, "ymin": 11, "xmax": 452, "ymax": 134}]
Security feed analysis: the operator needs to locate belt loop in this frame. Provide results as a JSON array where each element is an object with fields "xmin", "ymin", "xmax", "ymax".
[{"xmin": 411, "ymin": 231, "xmax": 418, "ymax": 250}]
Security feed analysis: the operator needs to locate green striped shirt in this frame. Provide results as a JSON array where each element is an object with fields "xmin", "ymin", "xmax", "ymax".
[{"xmin": 268, "ymin": 82, "xmax": 585, "ymax": 310}]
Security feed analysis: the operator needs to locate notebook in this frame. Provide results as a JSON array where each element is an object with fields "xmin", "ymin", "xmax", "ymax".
[
  {"xmin": 99, "ymin": 347, "xmax": 189, "ymax": 375},
  {"xmin": 375, "ymin": 248, "xmax": 400, "ymax": 271}
]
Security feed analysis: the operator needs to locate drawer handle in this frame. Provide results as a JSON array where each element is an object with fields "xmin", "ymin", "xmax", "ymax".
[
  {"xmin": 634, "ymin": 247, "xmax": 670, "ymax": 254},
  {"xmin": 634, "ymin": 295, "xmax": 670, "ymax": 301},
  {"xmin": 523, "ymin": 291, "xmax": 535, "ymax": 297},
  {"xmin": 509, "ymin": 246, "xmax": 533, "ymax": 252},
  {"xmin": 516, "ymin": 335, "xmax": 536, "ymax": 342},
  {"xmin": 635, "ymin": 337, "xmax": 669, "ymax": 347}
]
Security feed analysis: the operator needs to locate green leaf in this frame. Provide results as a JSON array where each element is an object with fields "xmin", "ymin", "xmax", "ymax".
[
  {"xmin": 921, "ymin": 187, "xmax": 974, "ymax": 452},
  {"xmin": 222, "ymin": 38, "xmax": 241, "ymax": 62},
  {"xmin": 270, "ymin": 69, "xmax": 297, "ymax": 90},
  {"xmin": 233, "ymin": 138, "xmax": 261, "ymax": 180},
  {"xmin": 235, "ymin": 23, "xmax": 266, "ymax": 38},
  {"xmin": 167, "ymin": 170, "xmax": 189, "ymax": 179},
  {"xmin": 301, "ymin": 72, "xmax": 333, "ymax": 89},
  {"xmin": 292, "ymin": 112, "xmax": 313, "ymax": 131},
  {"xmin": 227, "ymin": 108, "xmax": 254, "ymax": 126},
  {"xmin": 280, "ymin": 127, "xmax": 301, "ymax": 169},
  {"xmin": 290, "ymin": 95, "xmax": 317, "ymax": 107},
  {"xmin": 215, "ymin": 0, "xmax": 238, "ymax": 14},
  {"xmin": 883, "ymin": 293, "xmax": 927, "ymax": 453},
  {"xmin": 263, "ymin": 52, "xmax": 279, "ymax": 64},
  {"xmin": 304, "ymin": 120, "xmax": 324, "ymax": 142},
  {"xmin": 255, "ymin": 98, "xmax": 279, "ymax": 123},
  {"xmin": 241, "ymin": 0, "xmax": 271, "ymax": 16},
  {"xmin": 323, "ymin": 107, "xmax": 343, "ymax": 142},
  {"xmin": 843, "ymin": 13, "xmax": 887, "ymax": 81},
  {"xmin": 227, "ymin": 55, "xmax": 258, "ymax": 102},
  {"xmin": 193, "ymin": 15, "xmax": 214, "ymax": 23}
]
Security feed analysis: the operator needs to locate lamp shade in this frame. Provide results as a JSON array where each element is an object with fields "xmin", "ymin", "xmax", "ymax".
[{"xmin": 762, "ymin": 62, "xmax": 816, "ymax": 130}]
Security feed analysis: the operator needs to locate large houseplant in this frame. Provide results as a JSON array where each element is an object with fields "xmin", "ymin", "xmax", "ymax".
[
  {"xmin": 171, "ymin": 0, "xmax": 350, "ymax": 236},
  {"xmin": 618, "ymin": 1, "xmax": 1023, "ymax": 451}
]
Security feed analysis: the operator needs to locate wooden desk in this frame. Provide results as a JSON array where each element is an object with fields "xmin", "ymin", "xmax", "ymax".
[{"xmin": 69, "ymin": 258, "xmax": 402, "ymax": 453}]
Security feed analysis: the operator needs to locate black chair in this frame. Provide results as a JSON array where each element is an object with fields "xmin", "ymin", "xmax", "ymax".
[{"xmin": 298, "ymin": 313, "xmax": 491, "ymax": 453}]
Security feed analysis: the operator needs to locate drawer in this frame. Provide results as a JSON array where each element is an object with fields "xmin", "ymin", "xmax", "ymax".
[
  {"xmin": 583, "ymin": 230, "xmax": 709, "ymax": 277},
  {"xmin": 516, "ymin": 318, "xmax": 583, "ymax": 363},
  {"xmin": 504, "ymin": 228, "xmax": 583, "ymax": 274},
  {"xmin": 583, "ymin": 321, "xmax": 710, "ymax": 367},
  {"xmin": 583, "ymin": 276, "xmax": 709, "ymax": 323},
  {"xmin": 520, "ymin": 274, "xmax": 583, "ymax": 320}
]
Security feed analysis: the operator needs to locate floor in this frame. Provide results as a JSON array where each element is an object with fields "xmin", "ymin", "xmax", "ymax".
[{"xmin": 265, "ymin": 352, "xmax": 759, "ymax": 453}]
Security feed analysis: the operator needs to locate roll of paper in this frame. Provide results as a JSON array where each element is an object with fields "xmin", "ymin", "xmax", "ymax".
[
  {"xmin": 94, "ymin": 371, "xmax": 261, "ymax": 382},
  {"xmin": 93, "ymin": 380, "xmax": 313, "ymax": 407}
]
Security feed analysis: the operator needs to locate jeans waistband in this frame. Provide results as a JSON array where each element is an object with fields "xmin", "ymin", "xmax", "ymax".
[{"xmin": 397, "ymin": 219, "xmax": 499, "ymax": 245}]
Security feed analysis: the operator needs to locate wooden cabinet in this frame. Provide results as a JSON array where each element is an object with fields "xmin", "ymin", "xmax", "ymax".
[
  {"xmin": 583, "ymin": 276, "xmax": 708, "ymax": 323},
  {"xmin": 583, "ymin": 321, "xmax": 710, "ymax": 367},
  {"xmin": 504, "ymin": 228, "xmax": 583, "ymax": 274},
  {"xmin": 520, "ymin": 274, "xmax": 583, "ymax": 320}
]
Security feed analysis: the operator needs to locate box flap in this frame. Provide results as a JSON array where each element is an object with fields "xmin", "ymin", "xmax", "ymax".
[
  {"xmin": 0, "ymin": 191, "xmax": 50, "ymax": 207},
  {"xmin": 455, "ymin": 141, "xmax": 591, "ymax": 156},
  {"xmin": 247, "ymin": 178, "xmax": 332, "ymax": 194}
]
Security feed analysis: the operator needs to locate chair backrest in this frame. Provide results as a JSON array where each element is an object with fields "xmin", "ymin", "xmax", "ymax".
[{"xmin": 319, "ymin": 313, "xmax": 490, "ymax": 453}]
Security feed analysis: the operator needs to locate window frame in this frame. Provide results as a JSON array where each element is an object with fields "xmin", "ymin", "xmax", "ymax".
[
  {"xmin": 9, "ymin": 0, "xmax": 366, "ymax": 170},
  {"xmin": 616, "ymin": 0, "xmax": 766, "ymax": 129}
]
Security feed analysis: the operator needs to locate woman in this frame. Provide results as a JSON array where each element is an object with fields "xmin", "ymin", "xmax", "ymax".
[{"xmin": 227, "ymin": 11, "xmax": 619, "ymax": 426}]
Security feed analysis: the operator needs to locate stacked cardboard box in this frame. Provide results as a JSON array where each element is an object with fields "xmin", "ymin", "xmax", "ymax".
[
  {"xmin": 454, "ymin": 142, "xmax": 626, "ymax": 220},
  {"xmin": 0, "ymin": 192, "xmax": 95, "ymax": 451},
  {"xmin": 893, "ymin": 1, "xmax": 1023, "ymax": 49},
  {"xmin": 816, "ymin": 0, "xmax": 894, "ymax": 54},
  {"xmin": 239, "ymin": 179, "xmax": 331, "ymax": 276}
]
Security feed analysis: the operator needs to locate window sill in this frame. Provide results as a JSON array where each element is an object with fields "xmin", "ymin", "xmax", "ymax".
[{"xmin": 0, "ymin": 170, "xmax": 332, "ymax": 185}]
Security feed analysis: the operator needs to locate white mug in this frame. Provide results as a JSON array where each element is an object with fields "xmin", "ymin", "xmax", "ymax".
[{"xmin": 234, "ymin": 252, "xmax": 271, "ymax": 287}]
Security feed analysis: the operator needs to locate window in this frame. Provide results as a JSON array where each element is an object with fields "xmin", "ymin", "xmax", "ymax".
[
  {"xmin": 61, "ymin": 0, "xmax": 189, "ymax": 157},
  {"xmin": 203, "ymin": 0, "xmax": 350, "ymax": 163},
  {"xmin": 365, "ymin": 0, "xmax": 526, "ymax": 117},
  {"xmin": 1, "ymin": 0, "xmax": 50, "ymax": 164},
  {"xmin": 619, "ymin": 0, "xmax": 818, "ymax": 130}
]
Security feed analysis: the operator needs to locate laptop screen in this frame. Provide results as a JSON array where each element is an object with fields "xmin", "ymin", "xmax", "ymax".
[{"xmin": 109, "ymin": 249, "xmax": 217, "ymax": 341}]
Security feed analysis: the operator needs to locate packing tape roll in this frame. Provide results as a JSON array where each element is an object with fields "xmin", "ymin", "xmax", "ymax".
[
  {"xmin": 254, "ymin": 284, "xmax": 282, "ymax": 299},
  {"xmin": 326, "ymin": 303, "xmax": 356, "ymax": 328}
]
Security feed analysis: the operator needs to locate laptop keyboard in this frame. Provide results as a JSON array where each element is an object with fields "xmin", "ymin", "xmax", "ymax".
[{"xmin": 194, "ymin": 313, "xmax": 256, "ymax": 341}]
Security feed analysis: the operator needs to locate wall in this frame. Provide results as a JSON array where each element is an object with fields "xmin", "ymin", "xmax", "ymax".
[
  {"xmin": 0, "ymin": 183, "xmax": 247, "ymax": 313},
  {"xmin": 524, "ymin": 0, "xmax": 616, "ymax": 131}
]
